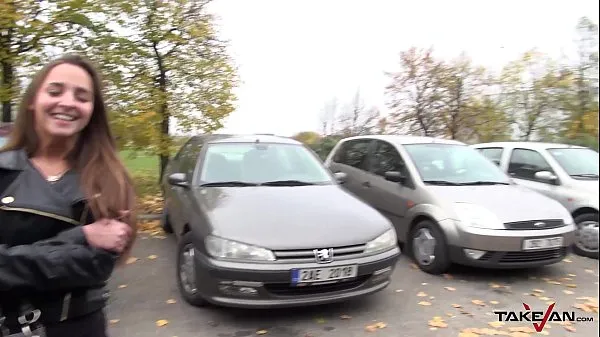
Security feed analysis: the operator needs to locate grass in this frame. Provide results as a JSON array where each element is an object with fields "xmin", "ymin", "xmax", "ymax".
[{"xmin": 119, "ymin": 150, "xmax": 161, "ymax": 197}]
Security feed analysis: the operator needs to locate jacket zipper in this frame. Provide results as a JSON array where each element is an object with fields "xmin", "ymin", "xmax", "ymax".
[{"xmin": 0, "ymin": 205, "xmax": 79, "ymax": 226}]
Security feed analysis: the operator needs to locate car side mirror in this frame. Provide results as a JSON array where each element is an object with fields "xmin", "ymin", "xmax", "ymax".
[
  {"xmin": 333, "ymin": 171, "xmax": 347, "ymax": 184},
  {"xmin": 534, "ymin": 171, "xmax": 558, "ymax": 184},
  {"xmin": 384, "ymin": 171, "xmax": 406, "ymax": 184},
  {"xmin": 168, "ymin": 173, "xmax": 190, "ymax": 188}
]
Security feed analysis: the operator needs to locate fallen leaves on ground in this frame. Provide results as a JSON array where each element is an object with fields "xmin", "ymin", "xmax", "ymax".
[
  {"xmin": 546, "ymin": 280, "xmax": 562, "ymax": 285},
  {"xmin": 256, "ymin": 329, "xmax": 268, "ymax": 335},
  {"xmin": 488, "ymin": 321, "xmax": 505, "ymax": 328},
  {"xmin": 109, "ymin": 319, "xmax": 120, "ymax": 324},
  {"xmin": 138, "ymin": 194, "xmax": 164, "ymax": 214},
  {"xmin": 565, "ymin": 284, "xmax": 577, "ymax": 288},
  {"xmin": 443, "ymin": 273, "xmax": 454, "ymax": 280},
  {"xmin": 452, "ymin": 304, "xmax": 462, "ymax": 308},
  {"xmin": 339, "ymin": 315, "xmax": 351, "ymax": 320},
  {"xmin": 147, "ymin": 254, "xmax": 158, "ymax": 260},
  {"xmin": 532, "ymin": 289, "xmax": 545, "ymax": 293},
  {"xmin": 563, "ymin": 290, "xmax": 575, "ymax": 295},
  {"xmin": 365, "ymin": 322, "xmax": 387, "ymax": 332},
  {"xmin": 137, "ymin": 220, "xmax": 166, "ymax": 237},
  {"xmin": 418, "ymin": 301, "xmax": 432, "ymax": 306},
  {"xmin": 118, "ymin": 284, "xmax": 127, "ymax": 289},
  {"xmin": 417, "ymin": 291, "xmax": 428, "ymax": 297},
  {"xmin": 490, "ymin": 301, "xmax": 499, "ymax": 305},
  {"xmin": 428, "ymin": 316, "xmax": 447, "ymax": 328},
  {"xmin": 444, "ymin": 286, "xmax": 456, "ymax": 291},
  {"xmin": 315, "ymin": 318, "xmax": 326, "ymax": 324},
  {"xmin": 563, "ymin": 258, "xmax": 572, "ymax": 263},
  {"xmin": 126, "ymin": 257, "xmax": 139, "ymax": 265},
  {"xmin": 155, "ymin": 319, "xmax": 168, "ymax": 327},
  {"xmin": 166, "ymin": 299, "xmax": 176, "ymax": 304},
  {"xmin": 471, "ymin": 300, "xmax": 486, "ymax": 306}
]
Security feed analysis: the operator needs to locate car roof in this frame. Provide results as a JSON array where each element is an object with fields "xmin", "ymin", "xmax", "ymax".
[
  {"xmin": 337, "ymin": 134, "xmax": 465, "ymax": 146},
  {"xmin": 190, "ymin": 133, "xmax": 302, "ymax": 145},
  {"xmin": 472, "ymin": 141, "xmax": 589, "ymax": 151}
]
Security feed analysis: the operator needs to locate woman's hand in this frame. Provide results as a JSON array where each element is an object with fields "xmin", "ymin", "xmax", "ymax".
[{"xmin": 82, "ymin": 218, "xmax": 133, "ymax": 253}]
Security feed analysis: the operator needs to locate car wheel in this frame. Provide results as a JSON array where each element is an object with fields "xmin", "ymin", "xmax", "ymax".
[
  {"xmin": 160, "ymin": 208, "xmax": 173, "ymax": 234},
  {"xmin": 409, "ymin": 220, "xmax": 451, "ymax": 275},
  {"xmin": 572, "ymin": 213, "xmax": 599, "ymax": 259},
  {"xmin": 177, "ymin": 232, "xmax": 208, "ymax": 307}
]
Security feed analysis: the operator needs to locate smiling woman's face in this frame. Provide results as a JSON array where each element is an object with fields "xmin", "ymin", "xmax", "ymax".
[{"xmin": 32, "ymin": 63, "xmax": 94, "ymax": 140}]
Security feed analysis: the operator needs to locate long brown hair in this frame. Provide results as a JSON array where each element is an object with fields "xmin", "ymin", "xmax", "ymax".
[{"xmin": 2, "ymin": 54, "xmax": 137, "ymax": 263}]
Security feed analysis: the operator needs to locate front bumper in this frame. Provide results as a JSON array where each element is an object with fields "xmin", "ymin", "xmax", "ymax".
[
  {"xmin": 443, "ymin": 219, "xmax": 576, "ymax": 268},
  {"xmin": 193, "ymin": 246, "xmax": 401, "ymax": 308}
]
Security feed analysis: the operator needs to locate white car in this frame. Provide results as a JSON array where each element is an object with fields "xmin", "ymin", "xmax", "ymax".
[{"xmin": 472, "ymin": 142, "xmax": 598, "ymax": 259}]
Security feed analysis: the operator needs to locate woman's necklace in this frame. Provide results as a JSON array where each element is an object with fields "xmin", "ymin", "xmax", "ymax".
[{"xmin": 46, "ymin": 169, "xmax": 69, "ymax": 182}]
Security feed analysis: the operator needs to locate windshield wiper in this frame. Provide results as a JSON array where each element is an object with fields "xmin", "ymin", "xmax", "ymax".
[
  {"xmin": 457, "ymin": 181, "xmax": 511, "ymax": 185},
  {"xmin": 571, "ymin": 174, "xmax": 599, "ymax": 179},
  {"xmin": 260, "ymin": 180, "xmax": 316, "ymax": 186},
  {"xmin": 200, "ymin": 181, "xmax": 259, "ymax": 187},
  {"xmin": 423, "ymin": 180, "xmax": 462, "ymax": 186}
]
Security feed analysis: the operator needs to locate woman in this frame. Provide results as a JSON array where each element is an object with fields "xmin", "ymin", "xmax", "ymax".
[{"xmin": 0, "ymin": 54, "xmax": 136, "ymax": 337}]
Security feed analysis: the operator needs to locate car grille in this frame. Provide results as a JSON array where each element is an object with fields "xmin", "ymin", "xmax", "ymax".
[
  {"xmin": 264, "ymin": 275, "xmax": 371, "ymax": 296},
  {"xmin": 478, "ymin": 248, "xmax": 567, "ymax": 263},
  {"xmin": 273, "ymin": 244, "xmax": 366, "ymax": 262},
  {"xmin": 504, "ymin": 219, "xmax": 565, "ymax": 230}
]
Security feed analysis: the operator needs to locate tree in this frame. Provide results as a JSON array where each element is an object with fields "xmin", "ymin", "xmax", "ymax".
[
  {"xmin": 562, "ymin": 17, "xmax": 599, "ymax": 144},
  {"xmin": 436, "ymin": 53, "xmax": 491, "ymax": 141},
  {"xmin": 385, "ymin": 47, "xmax": 445, "ymax": 136},
  {"xmin": 319, "ymin": 97, "xmax": 337, "ymax": 136},
  {"xmin": 0, "ymin": 0, "xmax": 96, "ymax": 122},
  {"xmin": 85, "ymin": 0, "xmax": 238, "ymax": 178},
  {"xmin": 498, "ymin": 50, "xmax": 572, "ymax": 140},
  {"xmin": 336, "ymin": 90, "xmax": 380, "ymax": 136},
  {"xmin": 291, "ymin": 131, "xmax": 321, "ymax": 146}
]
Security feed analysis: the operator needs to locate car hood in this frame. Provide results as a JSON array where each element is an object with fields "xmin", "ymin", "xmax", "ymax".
[
  {"xmin": 426, "ymin": 184, "xmax": 567, "ymax": 224},
  {"xmin": 191, "ymin": 185, "xmax": 392, "ymax": 250}
]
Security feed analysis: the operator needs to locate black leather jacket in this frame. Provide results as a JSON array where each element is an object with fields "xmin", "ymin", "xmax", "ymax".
[{"xmin": 0, "ymin": 149, "xmax": 117, "ymax": 330}]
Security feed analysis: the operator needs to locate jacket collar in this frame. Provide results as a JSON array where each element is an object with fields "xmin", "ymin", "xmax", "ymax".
[
  {"xmin": 0, "ymin": 149, "xmax": 28, "ymax": 171},
  {"xmin": 0, "ymin": 149, "xmax": 87, "ymax": 204}
]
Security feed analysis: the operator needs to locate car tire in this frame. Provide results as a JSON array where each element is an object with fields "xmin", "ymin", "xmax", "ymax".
[
  {"xmin": 409, "ymin": 220, "xmax": 451, "ymax": 275},
  {"xmin": 572, "ymin": 213, "xmax": 599, "ymax": 259},
  {"xmin": 160, "ymin": 208, "xmax": 173, "ymax": 234},
  {"xmin": 176, "ymin": 231, "xmax": 208, "ymax": 307}
]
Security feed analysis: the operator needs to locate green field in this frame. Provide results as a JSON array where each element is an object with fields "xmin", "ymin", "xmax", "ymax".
[{"xmin": 119, "ymin": 150, "xmax": 160, "ymax": 196}]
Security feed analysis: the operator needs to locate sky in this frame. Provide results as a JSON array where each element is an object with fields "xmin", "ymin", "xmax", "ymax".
[{"xmin": 205, "ymin": 0, "xmax": 599, "ymax": 137}]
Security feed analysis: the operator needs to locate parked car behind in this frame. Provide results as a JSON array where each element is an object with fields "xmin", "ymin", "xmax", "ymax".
[
  {"xmin": 324, "ymin": 135, "xmax": 576, "ymax": 274},
  {"xmin": 160, "ymin": 134, "xmax": 400, "ymax": 308},
  {"xmin": 472, "ymin": 142, "xmax": 599, "ymax": 259}
]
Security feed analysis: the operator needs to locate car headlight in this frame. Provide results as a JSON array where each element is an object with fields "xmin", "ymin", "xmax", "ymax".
[
  {"xmin": 365, "ymin": 229, "xmax": 397, "ymax": 253},
  {"xmin": 453, "ymin": 203, "xmax": 504, "ymax": 229},
  {"xmin": 205, "ymin": 235, "xmax": 276, "ymax": 261}
]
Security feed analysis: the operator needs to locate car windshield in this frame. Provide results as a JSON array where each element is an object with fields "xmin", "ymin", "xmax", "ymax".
[
  {"xmin": 198, "ymin": 142, "xmax": 335, "ymax": 185},
  {"xmin": 547, "ymin": 147, "xmax": 599, "ymax": 178},
  {"xmin": 403, "ymin": 143, "xmax": 511, "ymax": 185}
]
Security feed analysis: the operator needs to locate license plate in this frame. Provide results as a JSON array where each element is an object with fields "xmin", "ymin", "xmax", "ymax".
[
  {"xmin": 291, "ymin": 265, "xmax": 358, "ymax": 285},
  {"xmin": 522, "ymin": 237, "xmax": 564, "ymax": 250}
]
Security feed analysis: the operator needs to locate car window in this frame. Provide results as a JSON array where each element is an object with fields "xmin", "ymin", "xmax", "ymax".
[
  {"xmin": 199, "ymin": 142, "xmax": 334, "ymax": 184},
  {"xmin": 477, "ymin": 147, "xmax": 503, "ymax": 166},
  {"xmin": 370, "ymin": 140, "xmax": 408, "ymax": 177},
  {"xmin": 175, "ymin": 139, "xmax": 203, "ymax": 177},
  {"xmin": 0, "ymin": 137, "xmax": 7, "ymax": 148},
  {"xmin": 332, "ymin": 139, "xmax": 371, "ymax": 170},
  {"xmin": 547, "ymin": 147, "xmax": 599, "ymax": 178},
  {"xmin": 508, "ymin": 148, "xmax": 555, "ymax": 182},
  {"xmin": 403, "ymin": 143, "xmax": 510, "ymax": 184}
]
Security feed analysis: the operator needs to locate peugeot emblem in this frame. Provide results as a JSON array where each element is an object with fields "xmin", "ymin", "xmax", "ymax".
[
  {"xmin": 314, "ymin": 248, "xmax": 334, "ymax": 264},
  {"xmin": 533, "ymin": 222, "xmax": 546, "ymax": 228}
]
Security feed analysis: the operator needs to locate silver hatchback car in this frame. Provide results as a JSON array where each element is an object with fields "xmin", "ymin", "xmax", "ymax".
[{"xmin": 325, "ymin": 135, "xmax": 577, "ymax": 274}]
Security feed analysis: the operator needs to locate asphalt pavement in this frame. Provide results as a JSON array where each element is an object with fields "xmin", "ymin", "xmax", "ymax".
[{"xmin": 105, "ymin": 229, "xmax": 599, "ymax": 337}]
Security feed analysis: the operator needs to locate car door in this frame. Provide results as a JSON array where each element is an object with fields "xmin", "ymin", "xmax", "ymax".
[
  {"xmin": 363, "ymin": 140, "xmax": 414, "ymax": 234},
  {"xmin": 476, "ymin": 147, "xmax": 504, "ymax": 166},
  {"xmin": 167, "ymin": 139, "xmax": 202, "ymax": 233},
  {"xmin": 507, "ymin": 148, "xmax": 563, "ymax": 202},
  {"xmin": 327, "ymin": 138, "xmax": 375, "ymax": 203}
]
